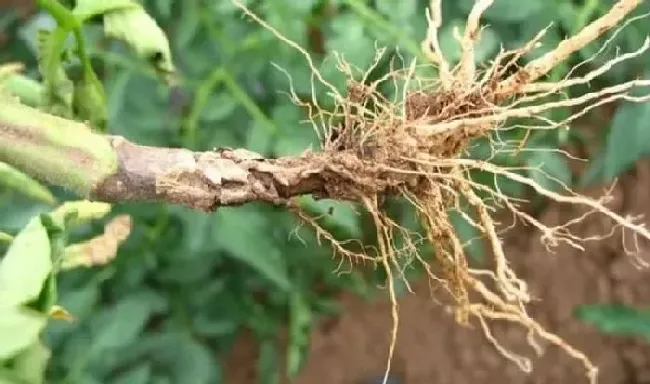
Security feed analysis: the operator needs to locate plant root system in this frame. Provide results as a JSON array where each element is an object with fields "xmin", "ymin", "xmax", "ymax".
[{"xmin": 235, "ymin": 1, "xmax": 650, "ymax": 383}]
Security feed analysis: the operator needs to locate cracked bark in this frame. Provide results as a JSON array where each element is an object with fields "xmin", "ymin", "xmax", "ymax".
[
  {"xmin": 1, "ymin": 98, "xmax": 367, "ymax": 211},
  {"xmin": 91, "ymin": 136, "xmax": 341, "ymax": 212}
]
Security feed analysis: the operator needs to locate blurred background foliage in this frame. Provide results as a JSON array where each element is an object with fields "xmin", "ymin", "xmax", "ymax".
[{"xmin": 1, "ymin": 0, "xmax": 650, "ymax": 383}]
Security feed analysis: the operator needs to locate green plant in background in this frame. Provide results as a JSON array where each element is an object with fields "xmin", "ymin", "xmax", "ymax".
[{"xmin": 0, "ymin": 1, "xmax": 650, "ymax": 384}]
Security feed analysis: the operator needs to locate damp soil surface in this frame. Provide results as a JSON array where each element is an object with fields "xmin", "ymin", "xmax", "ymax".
[{"xmin": 226, "ymin": 158, "xmax": 650, "ymax": 384}]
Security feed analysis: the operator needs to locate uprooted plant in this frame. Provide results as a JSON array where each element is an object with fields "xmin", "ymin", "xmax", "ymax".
[
  {"xmin": 1, "ymin": 0, "xmax": 649, "ymax": 383},
  {"xmin": 234, "ymin": 0, "xmax": 650, "ymax": 382}
]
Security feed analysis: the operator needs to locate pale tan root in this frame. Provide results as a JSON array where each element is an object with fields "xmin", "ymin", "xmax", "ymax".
[
  {"xmin": 456, "ymin": 0, "xmax": 494, "ymax": 87},
  {"xmin": 233, "ymin": 1, "xmax": 650, "ymax": 384},
  {"xmin": 497, "ymin": 0, "xmax": 643, "ymax": 96},
  {"xmin": 422, "ymin": 0, "xmax": 453, "ymax": 89}
]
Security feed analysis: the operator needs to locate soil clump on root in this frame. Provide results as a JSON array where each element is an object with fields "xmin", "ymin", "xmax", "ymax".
[{"xmin": 234, "ymin": 0, "xmax": 650, "ymax": 383}]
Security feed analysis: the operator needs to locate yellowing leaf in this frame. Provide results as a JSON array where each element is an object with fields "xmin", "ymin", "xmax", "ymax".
[
  {"xmin": 51, "ymin": 200, "xmax": 112, "ymax": 226},
  {"xmin": 62, "ymin": 215, "xmax": 133, "ymax": 270},
  {"xmin": 0, "ymin": 62, "xmax": 24, "ymax": 81},
  {"xmin": 49, "ymin": 305, "xmax": 75, "ymax": 322},
  {"xmin": 103, "ymin": 4, "xmax": 174, "ymax": 74},
  {"xmin": 0, "ymin": 232, "xmax": 13, "ymax": 245},
  {"xmin": 72, "ymin": 0, "xmax": 138, "ymax": 21}
]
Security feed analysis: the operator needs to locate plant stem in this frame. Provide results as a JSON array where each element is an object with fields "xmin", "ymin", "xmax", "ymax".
[{"xmin": 0, "ymin": 98, "xmax": 118, "ymax": 196}]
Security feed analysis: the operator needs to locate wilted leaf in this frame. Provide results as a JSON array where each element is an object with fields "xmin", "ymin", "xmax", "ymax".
[
  {"xmin": 62, "ymin": 215, "xmax": 132, "ymax": 270},
  {"xmin": 103, "ymin": 4, "xmax": 175, "ymax": 74},
  {"xmin": 0, "ymin": 215, "xmax": 52, "ymax": 307},
  {"xmin": 0, "ymin": 307, "xmax": 48, "ymax": 359},
  {"xmin": 525, "ymin": 150, "xmax": 573, "ymax": 192},
  {"xmin": 51, "ymin": 200, "xmax": 112, "ymax": 226},
  {"xmin": 49, "ymin": 305, "xmax": 75, "ymax": 322}
]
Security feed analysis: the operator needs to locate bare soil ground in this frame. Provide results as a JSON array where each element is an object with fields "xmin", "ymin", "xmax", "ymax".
[{"xmin": 226, "ymin": 158, "xmax": 650, "ymax": 384}]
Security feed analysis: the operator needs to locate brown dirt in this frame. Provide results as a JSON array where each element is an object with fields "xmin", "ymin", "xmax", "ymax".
[{"xmin": 226, "ymin": 158, "xmax": 650, "ymax": 384}]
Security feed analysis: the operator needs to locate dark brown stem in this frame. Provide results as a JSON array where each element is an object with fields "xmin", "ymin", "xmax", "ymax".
[{"xmin": 90, "ymin": 136, "xmax": 350, "ymax": 211}]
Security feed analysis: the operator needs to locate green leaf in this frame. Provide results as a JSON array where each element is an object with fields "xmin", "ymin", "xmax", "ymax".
[
  {"xmin": 0, "ymin": 73, "xmax": 44, "ymax": 107},
  {"xmin": 525, "ymin": 150, "xmax": 572, "ymax": 192},
  {"xmin": 36, "ymin": 28, "xmax": 74, "ymax": 118},
  {"xmin": 0, "ymin": 307, "xmax": 48, "ymax": 360},
  {"xmin": 199, "ymin": 93, "xmax": 238, "ymax": 122},
  {"xmin": 89, "ymin": 295, "xmax": 154, "ymax": 354},
  {"xmin": 0, "ymin": 162, "xmax": 56, "ymax": 205},
  {"xmin": 438, "ymin": 19, "xmax": 499, "ymax": 64},
  {"xmin": 175, "ymin": 0, "xmax": 201, "ymax": 49},
  {"xmin": 73, "ymin": 71, "xmax": 108, "ymax": 131},
  {"xmin": 575, "ymin": 303, "xmax": 650, "ymax": 337},
  {"xmin": 457, "ymin": 0, "xmax": 544, "ymax": 23},
  {"xmin": 297, "ymin": 197, "xmax": 362, "ymax": 240},
  {"xmin": 130, "ymin": 333, "xmax": 220, "ymax": 384},
  {"xmin": 449, "ymin": 209, "xmax": 484, "ymax": 263},
  {"xmin": 375, "ymin": 0, "xmax": 417, "ymax": 22},
  {"xmin": 72, "ymin": 0, "xmax": 137, "ymax": 21},
  {"xmin": 102, "ymin": 3, "xmax": 175, "ymax": 74},
  {"xmin": 601, "ymin": 100, "xmax": 650, "ymax": 181},
  {"xmin": 153, "ymin": 0, "xmax": 172, "ymax": 18},
  {"xmin": 0, "ymin": 232, "xmax": 12, "ymax": 245},
  {"xmin": 44, "ymin": 283, "xmax": 99, "ymax": 348},
  {"xmin": 287, "ymin": 292, "xmax": 311, "ymax": 379},
  {"xmin": 106, "ymin": 69, "xmax": 132, "ymax": 123},
  {"xmin": 168, "ymin": 337, "xmax": 218, "ymax": 384},
  {"xmin": 325, "ymin": 13, "xmax": 376, "ymax": 70},
  {"xmin": 112, "ymin": 363, "xmax": 151, "ymax": 384},
  {"xmin": 0, "ymin": 215, "xmax": 52, "ymax": 308},
  {"xmin": 257, "ymin": 337, "xmax": 280, "ymax": 384},
  {"xmin": 215, "ymin": 208, "xmax": 291, "ymax": 291},
  {"xmin": 273, "ymin": 104, "xmax": 319, "ymax": 156},
  {"xmin": 11, "ymin": 341, "xmax": 50, "ymax": 384}
]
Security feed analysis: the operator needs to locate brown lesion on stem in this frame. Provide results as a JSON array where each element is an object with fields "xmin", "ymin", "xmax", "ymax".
[{"xmin": 90, "ymin": 136, "xmax": 399, "ymax": 212}]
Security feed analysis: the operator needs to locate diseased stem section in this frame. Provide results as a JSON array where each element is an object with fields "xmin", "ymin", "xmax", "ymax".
[
  {"xmin": 92, "ymin": 137, "xmax": 361, "ymax": 212},
  {"xmin": 1, "ymin": 98, "xmax": 385, "ymax": 211}
]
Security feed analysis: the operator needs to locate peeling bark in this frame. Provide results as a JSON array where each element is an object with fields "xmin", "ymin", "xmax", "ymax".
[{"xmin": 90, "ymin": 136, "xmax": 353, "ymax": 211}]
